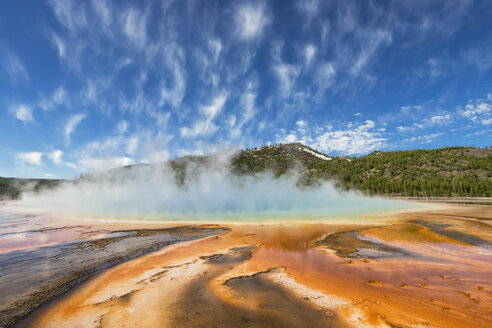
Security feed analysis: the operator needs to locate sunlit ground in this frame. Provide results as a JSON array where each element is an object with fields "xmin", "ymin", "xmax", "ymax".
[{"xmin": 0, "ymin": 202, "xmax": 490, "ymax": 328}]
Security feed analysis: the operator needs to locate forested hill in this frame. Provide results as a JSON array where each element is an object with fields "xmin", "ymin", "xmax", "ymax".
[
  {"xmin": 1, "ymin": 144, "xmax": 491, "ymax": 200},
  {"xmin": 0, "ymin": 177, "xmax": 62, "ymax": 200},
  {"xmin": 230, "ymin": 144, "xmax": 492, "ymax": 197}
]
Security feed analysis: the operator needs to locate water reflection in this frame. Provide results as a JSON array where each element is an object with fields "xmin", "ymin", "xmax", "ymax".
[{"xmin": 231, "ymin": 223, "xmax": 350, "ymax": 252}]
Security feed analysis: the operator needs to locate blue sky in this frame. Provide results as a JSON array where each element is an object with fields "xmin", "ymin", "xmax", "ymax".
[{"xmin": 1, "ymin": 0, "xmax": 491, "ymax": 179}]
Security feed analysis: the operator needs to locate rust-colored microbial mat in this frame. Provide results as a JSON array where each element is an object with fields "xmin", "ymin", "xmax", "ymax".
[{"xmin": 5, "ymin": 204, "xmax": 492, "ymax": 328}]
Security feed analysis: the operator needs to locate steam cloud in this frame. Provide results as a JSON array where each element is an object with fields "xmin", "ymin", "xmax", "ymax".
[{"xmin": 8, "ymin": 157, "xmax": 415, "ymax": 222}]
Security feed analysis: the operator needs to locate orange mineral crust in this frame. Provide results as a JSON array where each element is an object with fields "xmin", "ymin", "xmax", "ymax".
[{"xmin": 19, "ymin": 206, "xmax": 492, "ymax": 328}]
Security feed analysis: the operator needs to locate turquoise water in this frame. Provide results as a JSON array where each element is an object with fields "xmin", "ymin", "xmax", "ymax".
[{"xmin": 12, "ymin": 170, "xmax": 421, "ymax": 222}]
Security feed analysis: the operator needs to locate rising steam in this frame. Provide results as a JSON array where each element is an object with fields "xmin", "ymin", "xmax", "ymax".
[{"xmin": 7, "ymin": 156, "xmax": 416, "ymax": 222}]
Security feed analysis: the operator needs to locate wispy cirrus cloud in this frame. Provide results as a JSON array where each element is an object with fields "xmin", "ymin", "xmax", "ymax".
[
  {"xmin": 396, "ymin": 113, "xmax": 452, "ymax": 132},
  {"xmin": 296, "ymin": 0, "xmax": 321, "ymax": 24},
  {"xmin": 180, "ymin": 93, "xmax": 228, "ymax": 138},
  {"xmin": 39, "ymin": 85, "xmax": 69, "ymax": 110},
  {"xmin": 1, "ymin": 0, "xmax": 491, "ymax": 178},
  {"xmin": 64, "ymin": 114, "xmax": 86, "ymax": 145},
  {"xmin": 235, "ymin": 2, "xmax": 270, "ymax": 41},
  {"xmin": 122, "ymin": 6, "xmax": 148, "ymax": 50},
  {"xmin": 1, "ymin": 51, "xmax": 29, "ymax": 84},
  {"xmin": 271, "ymin": 42, "xmax": 300, "ymax": 99},
  {"xmin": 277, "ymin": 119, "xmax": 386, "ymax": 155},
  {"xmin": 303, "ymin": 44, "xmax": 316, "ymax": 67}
]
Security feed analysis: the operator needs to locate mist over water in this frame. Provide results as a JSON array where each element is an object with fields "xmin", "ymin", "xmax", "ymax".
[{"xmin": 9, "ymin": 161, "xmax": 417, "ymax": 222}]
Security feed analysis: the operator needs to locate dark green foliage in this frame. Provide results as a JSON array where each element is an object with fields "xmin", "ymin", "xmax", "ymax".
[
  {"xmin": 231, "ymin": 143, "xmax": 323, "ymax": 176},
  {"xmin": 168, "ymin": 155, "xmax": 210, "ymax": 185},
  {"xmin": 0, "ymin": 177, "xmax": 63, "ymax": 200},
  {"xmin": 230, "ymin": 144, "xmax": 492, "ymax": 197},
  {"xmin": 1, "ymin": 143, "xmax": 490, "ymax": 199}
]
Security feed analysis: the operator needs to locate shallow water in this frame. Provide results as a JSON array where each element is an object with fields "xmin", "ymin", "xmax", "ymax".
[{"xmin": 5, "ymin": 171, "xmax": 427, "ymax": 222}]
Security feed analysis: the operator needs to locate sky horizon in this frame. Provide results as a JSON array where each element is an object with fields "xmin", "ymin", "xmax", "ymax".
[{"xmin": 1, "ymin": 0, "xmax": 492, "ymax": 179}]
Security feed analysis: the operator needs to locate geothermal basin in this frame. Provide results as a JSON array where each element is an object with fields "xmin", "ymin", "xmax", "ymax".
[{"xmin": 0, "ymin": 200, "xmax": 490, "ymax": 328}]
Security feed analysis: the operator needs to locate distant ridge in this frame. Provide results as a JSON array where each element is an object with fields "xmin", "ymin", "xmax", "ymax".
[
  {"xmin": 0, "ymin": 177, "xmax": 62, "ymax": 200},
  {"xmin": 230, "ymin": 143, "xmax": 491, "ymax": 197},
  {"xmin": 1, "ymin": 143, "xmax": 491, "ymax": 199}
]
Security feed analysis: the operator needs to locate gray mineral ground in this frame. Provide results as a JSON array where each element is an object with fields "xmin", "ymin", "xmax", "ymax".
[{"xmin": 0, "ymin": 217, "xmax": 227, "ymax": 328}]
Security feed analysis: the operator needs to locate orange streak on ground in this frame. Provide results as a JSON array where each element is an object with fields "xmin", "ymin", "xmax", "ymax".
[
  {"xmin": 249, "ymin": 246, "xmax": 491, "ymax": 328},
  {"xmin": 23, "ymin": 207, "xmax": 492, "ymax": 328}
]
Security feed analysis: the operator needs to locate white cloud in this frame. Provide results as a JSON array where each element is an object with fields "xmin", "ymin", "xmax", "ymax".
[
  {"xmin": 481, "ymin": 118, "xmax": 492, "ymax": 125},
  {"xmin": 313, "ymin": 120, "xmax": 385, "ymax": 155},
  {"xmin": 49, "ymin": 150, "xmax": 63, "ymax": 165},
  {"xmin": 406, "ymin": 133, "xmax": 444, "ymax": 144},
  {"xmin": 230, "ymin": 79, "xmax": 258, "ymax": 139},
  {"xmin": 82, "ymin": 80, "xmax": 102, "ymax": 104},
  {"xmin": 180, "ymin": 94, "xmax": 227, "ymax": 138},
  {"xmin": 82, "ymin": 137, "xmax": 120, "ymax": 155},
  {"xmin": 21, "ymin": 0, "xmax": 487, "ymax": 169},
  {"xmin": 118, "ymin": 120, "xmax": 129, "ymax": 134},
  {"xmin": 271, "ymin": 42, "xmax": 300, "ymax": 98},
  {"xmin": 11, "ymin": 86, "xmax": 68, "ymax": 123},
  {"xmin": 350, "ymin": 29, "xmax": 392, "ymax": 77},
  {"xmin": 48, "ymin": 32, "xmax": 86, "ymax": 71},
  {"xmin": 40, "ymin": 85, "xmax": 68, "ymax": 110},
  {"xmin": 315, "ymin": 62, "xmax": 336, "ymax": 93},
  {"xmin": 208, "ymin": 39, "xmax": 223, "ymax": 64},
  {"xmin": 68, "ymin": 131, "xmax": 171, "ymax": 171},
  {"xmin": 304, "ymin": 44, "xmax": 316, "ymax": 66},
  {"xmin": 296, "ymin": 0, "xmax": 320, "ymax": 23},
  {"xmin": 460, "ymin": 95, "xmax": 492, "ymax": 125},
  {"xmin": 53, "ymin": 86, "xmax": 68, "ymax": 105},
  {"xmin": 430, "ymin": 114, "xmax": 451, "ymax": 124},
  {"xmin": 50, "ymin": 33, "xmax": 66, "ymax": 58},
  {"xmin": 277, "ymin": 120, "xmax": 385, "ymax": 155},
  {"xmin": 400, "ymin": 105, "xmax": 422, "ymax": 112},
  {"xmin": 125, "ymin": 136, "xmax": 139, "ymax": 155},
  {"xmin": 427, "ymin": 58, "xmax": 443, "ymax": 79},
  {"xmin": 396, "ymin": 126, "xmax": 411, "ymax": 132},
  {"xmin": 272, "ymin": 62, "xmax": 299, "ymax": 98},
  {"xmin": 159, "ymin": 45, "xmax": 186, "ymax": 109},
  {"xmin": 48, "ymin": 0, "xmax": 88, "ymax": 32},
  {"xmin": 463, "ymin": 42, "xmax": 492, "ymax": 71},
  {"xmin": 462, "ymin": 102, "xmax": 491, "ymax": 118},
  {"xmin": 123, "ymin": 7, "xmax": 148, "ymax": 49},
  {"xmin": 17, "ymin": 152, "xmax": 43, "ymax": 165},
  {"xmin": 2, "ymin": 52, "xmax": 29, "ymax": 84},
  {"xmin": 139, "ymin": 132, "xmax": 173, "ymax": 163},
  {"xmin": 65, "ymin": 131, "xmax": 165, "ymax": 171},
  {"xmin": 12, "ymin": 104, "xmax": 34, "ymax": 122},
  {"xmin": 156, "ymin": 111, "xmax": 171, "ymax": 129},
  {"xmin": 145, "ymin": 150, "xmax": 169, "ymax": 163},
  {"xmin": 91, "ymin": 0, "xmax": 112, "ymax": 27},
  {"xmin": 235, "ymin": 2, "xmax": 270, "ymax": 40},
  {"xmin": 240, "ymin": 89, "xmax": 256, "ymax": 124},
  {"xmin": 230, "ymin": 87, "xmax": 257, "ymax": 140},
  {"xmin": 79, "ymin": 156, "xmax": 135, "ymax": 172},
  {"xmin": 201, "ymin": 93, "xmax": 227, "ymax": 120},
  {"xmin": 282, "ymin": 134, "xmax": 299, "ymax": 144},
  {"xmin": 396, "ymin": 112, "xmax": 452, "ymax": 132},
  {"xmin": 296, "ymin": 120, "xmax": 307, "ymax": 127},
  {"xmin": 64, "ymin": 114, "xmax": 86, "ymax": 144}
]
